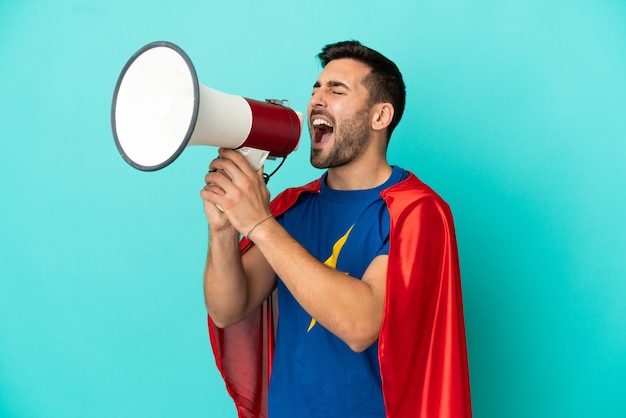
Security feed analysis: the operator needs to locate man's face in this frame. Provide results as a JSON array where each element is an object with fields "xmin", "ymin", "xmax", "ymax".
[{"xmin": 307, "ymin": 58, "xmax": 373, "ymax": 169}]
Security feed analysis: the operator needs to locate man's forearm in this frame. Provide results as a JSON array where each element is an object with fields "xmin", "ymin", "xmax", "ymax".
[
  {"xmin": 203, "ymin": 227, "xmax": 250, "ymax": 328},
  {"xmin": 247, "ymin": 218, "xmax": 385, "ymax": 351}
]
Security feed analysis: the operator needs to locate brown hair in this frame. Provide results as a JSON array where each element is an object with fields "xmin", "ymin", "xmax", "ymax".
[{"xmin": 317, "ymin": 40, "xmax": 406, "ymax": 141}]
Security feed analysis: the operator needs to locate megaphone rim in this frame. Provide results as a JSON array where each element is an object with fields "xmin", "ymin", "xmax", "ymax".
[{"xmin": 110, "ymin": 41, "xmax": 200, "ymax": 171}]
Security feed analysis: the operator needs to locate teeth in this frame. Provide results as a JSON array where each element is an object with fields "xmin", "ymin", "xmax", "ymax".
[{"xmin": 312, "ymin": 119, "xmax": 333, "ymax": 128}]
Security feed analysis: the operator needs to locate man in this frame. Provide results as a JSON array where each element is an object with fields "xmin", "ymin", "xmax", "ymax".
[{"xmin": 200, "ymin": 40, "xmax": 471, "ymax": 418}]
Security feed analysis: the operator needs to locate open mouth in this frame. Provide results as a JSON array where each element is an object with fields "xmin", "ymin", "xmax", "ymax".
[{"xmin": 311, "ymin": 118, "xmax": 334, "ymax": 146}]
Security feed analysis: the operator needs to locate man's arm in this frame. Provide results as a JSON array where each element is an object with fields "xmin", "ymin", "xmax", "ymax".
[
  {"xmin": 200, "ymin": 170, "xmax": 277, "ymax": 329},
  {"xmin": 203, "ymin": 230, "xmax": 277, "ymax": 329},
  {"xmin": 250, "ymin": 219, "xmax": 387, "ymax": 352},
  {"xmin": 203, "ymin": 149, "xmax": 387, "ymax": 351}
]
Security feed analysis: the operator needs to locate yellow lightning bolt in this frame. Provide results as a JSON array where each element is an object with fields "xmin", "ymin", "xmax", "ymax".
[{"xmin": 307, "ymin": 225, "xmax": 354, "ymax": 332}]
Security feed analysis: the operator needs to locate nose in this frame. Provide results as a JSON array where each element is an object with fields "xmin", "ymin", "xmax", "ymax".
[{"xmin": 309, "ymin": 89, "xmax": 325, "ymax": 109}]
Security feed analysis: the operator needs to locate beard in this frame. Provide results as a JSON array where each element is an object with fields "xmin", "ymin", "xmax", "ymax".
[{"xmin": 310, "ymin": 107, "xmax": 371, "ymax": 169}]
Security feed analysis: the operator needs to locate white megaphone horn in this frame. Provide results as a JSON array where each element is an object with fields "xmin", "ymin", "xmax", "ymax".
[{"xmin": 111, "ymin": 41, "xmax": 303, "ymax": 172}]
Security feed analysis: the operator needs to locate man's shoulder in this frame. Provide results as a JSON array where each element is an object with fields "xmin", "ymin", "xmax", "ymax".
[
  {"xmin": 382, "ymin": 171, "xmax": 452, "ymax": 215},
  {"xmin": 382, "ymin": 171, "xmax": 442, "ymax": 199},
  {"xmin": 269, "ymin": 177, "xmax": 322, "ymax": 216}
]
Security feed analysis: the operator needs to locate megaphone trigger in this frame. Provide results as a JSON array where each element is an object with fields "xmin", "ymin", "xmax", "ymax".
[{"xmin": 236, "ymin": 147, "xmax": 271, "ymax": 171}]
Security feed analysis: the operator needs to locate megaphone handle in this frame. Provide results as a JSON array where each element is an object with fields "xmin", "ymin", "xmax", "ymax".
[{"xmin": 237, "ymin": 147, "xmax": 270, "ymax": 171}]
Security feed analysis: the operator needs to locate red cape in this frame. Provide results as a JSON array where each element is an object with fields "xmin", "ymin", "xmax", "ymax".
[{"xmin": 208, "ymin": 172, "xmax": 472, "ymax": 417}]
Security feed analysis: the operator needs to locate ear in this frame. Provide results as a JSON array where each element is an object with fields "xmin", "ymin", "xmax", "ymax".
[{"xmin": 370, "ymin": 103, "xmax": 394, "ymax": 132}]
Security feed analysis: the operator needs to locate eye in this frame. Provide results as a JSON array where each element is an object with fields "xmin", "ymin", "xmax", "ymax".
[{"xmin": 331, "ymin": 90, "xmax": 345, "ymax": 95}]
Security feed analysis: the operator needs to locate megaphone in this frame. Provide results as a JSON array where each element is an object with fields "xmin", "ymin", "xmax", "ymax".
[{"xmin": 111, "ymin": 41, "xmax": 303, "ymax": 171}]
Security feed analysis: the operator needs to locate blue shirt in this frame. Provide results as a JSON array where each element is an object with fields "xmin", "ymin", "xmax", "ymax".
[{"xmin": 269, "ymin": 166, "xmax": 409, "ymax": 417}]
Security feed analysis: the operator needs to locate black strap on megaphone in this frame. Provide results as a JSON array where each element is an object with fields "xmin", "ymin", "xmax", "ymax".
[
  {"xmin": 262, "ymin": 156, "xmax": 287, "ymax": 184},
  {"xmin": 208, "ymin": 154, "xmax": 287, "ymax": 185}
]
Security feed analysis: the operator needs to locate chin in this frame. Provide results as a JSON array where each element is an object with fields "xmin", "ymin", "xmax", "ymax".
[
  {"xmin": 310, "ymin": 156, "xmax": 326, "ymax": 169},
  {"xmin": 309, "ymin": 149, "xmax": 328, "ymax": 169}
]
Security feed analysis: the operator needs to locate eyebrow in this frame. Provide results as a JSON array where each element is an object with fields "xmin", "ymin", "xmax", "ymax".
[{"xmin": 313, "ymin": 80, "xmax": 351, "ymax": 90}]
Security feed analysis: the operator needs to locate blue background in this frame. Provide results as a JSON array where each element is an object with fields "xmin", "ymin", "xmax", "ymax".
[{"xmin": 1, "ymin": 0, "xmax": 625, "ymax": 416}]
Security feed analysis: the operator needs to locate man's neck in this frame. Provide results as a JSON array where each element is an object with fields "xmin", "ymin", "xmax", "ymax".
[{"xmin": 325, "ymin": 158, "xmax": 393, "ymax": 191}]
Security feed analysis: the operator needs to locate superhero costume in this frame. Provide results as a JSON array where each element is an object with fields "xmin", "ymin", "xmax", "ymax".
[{"xmin": 208, "ymin": 172, "xmax": 472, "ymax": 417}]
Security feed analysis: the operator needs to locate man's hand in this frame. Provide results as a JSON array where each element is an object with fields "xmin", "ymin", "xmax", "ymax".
[
  {"xmin": 200, "ymin": 148, "xmax": 271, "ymax": 237},
  {"xmin": 200, "ymin": 157, "xmax": 232, "ymax": 233}
]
